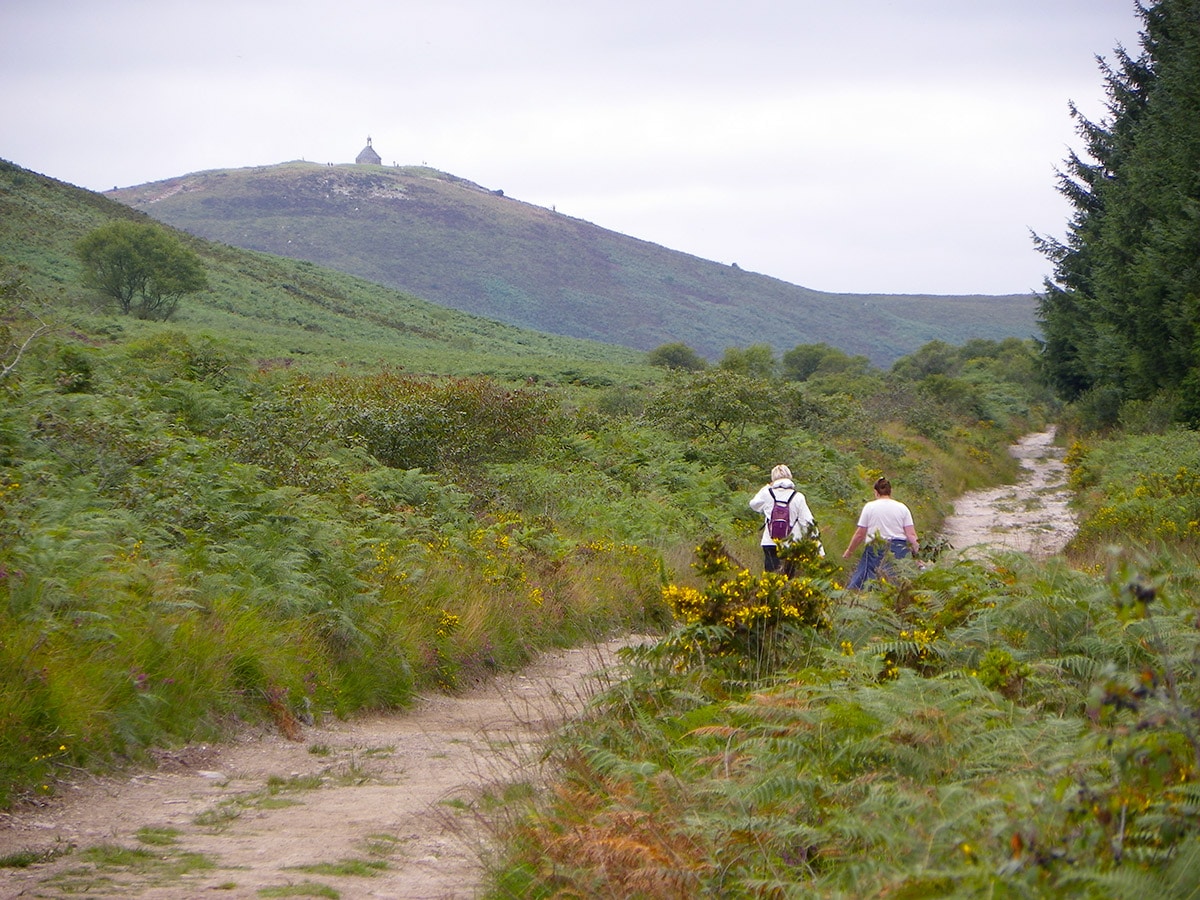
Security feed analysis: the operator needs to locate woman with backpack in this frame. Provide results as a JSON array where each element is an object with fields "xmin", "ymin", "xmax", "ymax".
[{"xmin": 749, "ymin": 464, "xmax": 820, "ymax": 576}]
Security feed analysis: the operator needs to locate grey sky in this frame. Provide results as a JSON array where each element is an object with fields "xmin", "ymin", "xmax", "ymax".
[{"xmin": 3, "ymin": 1, "xmax": 1143, "ymax": 295}]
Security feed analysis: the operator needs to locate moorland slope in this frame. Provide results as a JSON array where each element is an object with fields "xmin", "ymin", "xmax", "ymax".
[
  {"xmin": 108, "ymin": 161, "xmax": 1039, "ymax": 366},
  {"xmin": 0, "ymin": 159, "xmax": 645, "ymax": 380}
]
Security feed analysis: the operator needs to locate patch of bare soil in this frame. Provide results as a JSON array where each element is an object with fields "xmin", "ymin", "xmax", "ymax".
[
  {"xmin": 0, "ymin": 637, "xmax": 643, "ymax": 899},
  {"xmin": 938, "ymin": 427, "xmax": 1076, "ymax": 560}
]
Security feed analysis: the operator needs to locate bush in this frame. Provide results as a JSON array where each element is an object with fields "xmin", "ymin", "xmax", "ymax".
[
  {"xmin": 490, "ymin": 550, "xmax": 1200, "ymax": 899},
  {"xmin": 657, "ymin": 536, "xmax": 834, "ymax": 676},
  {"xmin": 646, "ymin": 341, "xmax": 707, "ymax": 371},
  {"xmin": 315, "ymin": 372, "xmax": 560, "ymax": 472},
  {"xmin": 1067, "ymin": 430, "xmax": 1200, "ymax": 553}
]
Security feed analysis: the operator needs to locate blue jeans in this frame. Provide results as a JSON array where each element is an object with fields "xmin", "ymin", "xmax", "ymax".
[{"xmin": 847, "ymin": 539, "xmax": 910, "ymax": 590}]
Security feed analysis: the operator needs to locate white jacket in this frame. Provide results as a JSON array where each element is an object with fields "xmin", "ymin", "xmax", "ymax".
[{"xmin": 749, "ymin": 478, "xmax": 817, "ymax": 547}]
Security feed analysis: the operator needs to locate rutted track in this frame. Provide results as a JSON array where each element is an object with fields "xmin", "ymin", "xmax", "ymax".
[
  {"xmin": 0, "ymin": 638, "xmax": 639, "ymax": 899},
  {"xmin": 939, "ymin": 427, "xmax": 1076, "ymax": 560}
]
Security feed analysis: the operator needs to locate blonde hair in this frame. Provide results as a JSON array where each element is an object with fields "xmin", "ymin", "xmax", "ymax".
[{"xmin": 771, "ymin": 464, "xmax": 792, "ymax": 482}]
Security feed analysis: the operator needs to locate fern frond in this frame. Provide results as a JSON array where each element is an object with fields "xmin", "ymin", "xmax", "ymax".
[{"xmin": 1067, "ymin": 836, "xmax": 1200, "ymax": 899}]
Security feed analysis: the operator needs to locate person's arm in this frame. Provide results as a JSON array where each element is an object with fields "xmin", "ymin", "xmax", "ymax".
[
  {"xmin": 904, "ymin": 524, "xmax": 919, "ymax": 555},
  {"xmin": 748, "ymin": 485, "xmax": 771, "ymax": 514},
  {"xmin": 842, "ymin": 526, "xmax": 868, "ymax": 559}
]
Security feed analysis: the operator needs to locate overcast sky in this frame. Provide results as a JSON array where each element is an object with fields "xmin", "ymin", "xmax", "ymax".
[{"xmin": 3, "ymin": 1, "xmax": 1144, "ymax": 295}]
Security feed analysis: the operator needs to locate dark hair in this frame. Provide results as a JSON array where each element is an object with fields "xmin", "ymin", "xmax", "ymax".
[{"xmin": 873, "ymin": 477, "xmax": 892, "ymax": 496}]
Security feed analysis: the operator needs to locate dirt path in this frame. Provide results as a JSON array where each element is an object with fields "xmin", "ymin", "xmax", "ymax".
[
  {"xmin": 0, "ymin": 637, "xmax": 641, "ymax": 899},
  {"xmin": 938, "ymin": 426, "xmax": 1076, "ymax": 560}
]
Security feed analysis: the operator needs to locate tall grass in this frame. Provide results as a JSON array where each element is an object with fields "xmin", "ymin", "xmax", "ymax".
[
  {"xmin": 0, "ymin": 331, "xmax": 678, "ymax": 805},
  {"xmin": 1065, "ymin": 429, "xmax": 1200, "ymax": 562}
]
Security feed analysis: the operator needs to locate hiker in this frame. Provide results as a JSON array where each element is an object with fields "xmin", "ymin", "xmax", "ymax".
[
  {"xmin": 749, "ymin": 464, "xmax": 819, "ymax": 576},
  {"xmin": 842, "ymin": 476, "xmax": 919, "ymax": 590}
]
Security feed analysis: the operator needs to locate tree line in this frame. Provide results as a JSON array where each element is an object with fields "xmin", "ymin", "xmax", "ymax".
[{"xmin": 1035, "ymin": 0, "xmax": 1200, "ymax": 428}]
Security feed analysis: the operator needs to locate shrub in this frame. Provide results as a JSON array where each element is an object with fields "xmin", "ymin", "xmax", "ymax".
[
  {"xmin": 1067, "ymin": 431, "xmax": 1200, "ymax": 552},
  {"xmin": 53, "ymin": 346, "xmax": 94, "ymax": 393},
  {"xmin": 657, "ymin": 537, "xmax": 833, "ymax": 675},
  {"xmin": 313, "ymin": 371, "xmax": 560, "ymax": 472},
  {"xmin": 646, "ymin": 341, "xmax": 707, "ymax": 371},
  {"xmin": 490, "ymin": 550, "xmax": 1200, "ymax": 899}
]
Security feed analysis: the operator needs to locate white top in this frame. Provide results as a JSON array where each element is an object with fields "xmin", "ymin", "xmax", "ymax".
[
  {"xmin": 856, "ymin": 496, "xmax": 914, "ymax": 541},
  {"xmin": 749, "ymin": 478, "xmax": 816, "ymax": 546}
]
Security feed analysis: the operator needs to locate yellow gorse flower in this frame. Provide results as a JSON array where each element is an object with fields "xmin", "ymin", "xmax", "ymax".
[{"xmin": 436, "ymin": 610, "xmax": 460, "ymax": 638}]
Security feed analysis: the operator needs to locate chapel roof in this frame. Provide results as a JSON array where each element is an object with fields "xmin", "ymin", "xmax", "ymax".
[{"xmin": 355, "ymin": 137, "xmax": 382, "ymax": 165}]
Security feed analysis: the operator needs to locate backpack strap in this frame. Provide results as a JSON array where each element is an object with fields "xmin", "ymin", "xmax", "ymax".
[{"xmin": 767, "ymin": 488, "xmax": 798, "ymax": 521}]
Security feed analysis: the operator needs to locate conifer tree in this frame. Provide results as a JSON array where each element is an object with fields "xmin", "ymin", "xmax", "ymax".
[{"xmin": 1035, "ymin": 0, "xmax": 1200, "ymax": 422}]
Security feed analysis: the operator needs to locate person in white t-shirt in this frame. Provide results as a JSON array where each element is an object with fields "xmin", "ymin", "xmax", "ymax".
[{"xmin": 842, "ymin": 477, "xmax": 919, "ymax": 590}]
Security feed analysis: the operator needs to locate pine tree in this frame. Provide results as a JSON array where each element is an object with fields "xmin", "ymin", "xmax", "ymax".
[{"xmin": 1035, "ymin": 0, "xmax": 1200, "ymax": 422}]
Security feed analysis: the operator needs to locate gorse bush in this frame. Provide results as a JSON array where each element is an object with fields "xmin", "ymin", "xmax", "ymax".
[
  {"xmin": 658, "ymin": 536, "xmax": 834, "ymax": 677},
  {"xmin": 1066, "ymin": 430, "xmax": 1200, "ymax": 556}
]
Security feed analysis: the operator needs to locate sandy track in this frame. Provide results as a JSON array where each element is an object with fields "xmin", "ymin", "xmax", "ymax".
[
  {"xmin": 938, "ymin": 427, "xmax": 1076, "ymax": 560},
  {"xmin": 0, "ymin": 637, "xmax": 641, "ymax": 899}
]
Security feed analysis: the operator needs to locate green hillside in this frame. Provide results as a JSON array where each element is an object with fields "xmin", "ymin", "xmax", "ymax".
[
  {"xmin": 107, "ymin": 161, "xmax": 1039, "ymax": 366},
  {"xmin": 0, "ymin": 159, "xmax": 645, "ymax": 381}
]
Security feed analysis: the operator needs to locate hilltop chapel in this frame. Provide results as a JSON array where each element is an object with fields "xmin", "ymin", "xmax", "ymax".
[{"xmin": 355, "ymin": 137, "xmax": 381, "ymax": 165}]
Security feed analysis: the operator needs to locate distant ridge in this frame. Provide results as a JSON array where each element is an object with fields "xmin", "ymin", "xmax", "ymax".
[
  {"xmin": 0, "ymin": 158, "xmax": 644, "ymax": 377},
  {"xmin": 108, "ymin": 162, "xmax": 1039, "ymax": 366}
]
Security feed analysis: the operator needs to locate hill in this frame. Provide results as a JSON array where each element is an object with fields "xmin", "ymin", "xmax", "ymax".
[
  {"xmin": 0, "ymin": 159, "xmax": 645, "ymax": 381},
  {"xmin": 107, "ymin": 161, "xmax": 1039, "ymax": 366}
]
